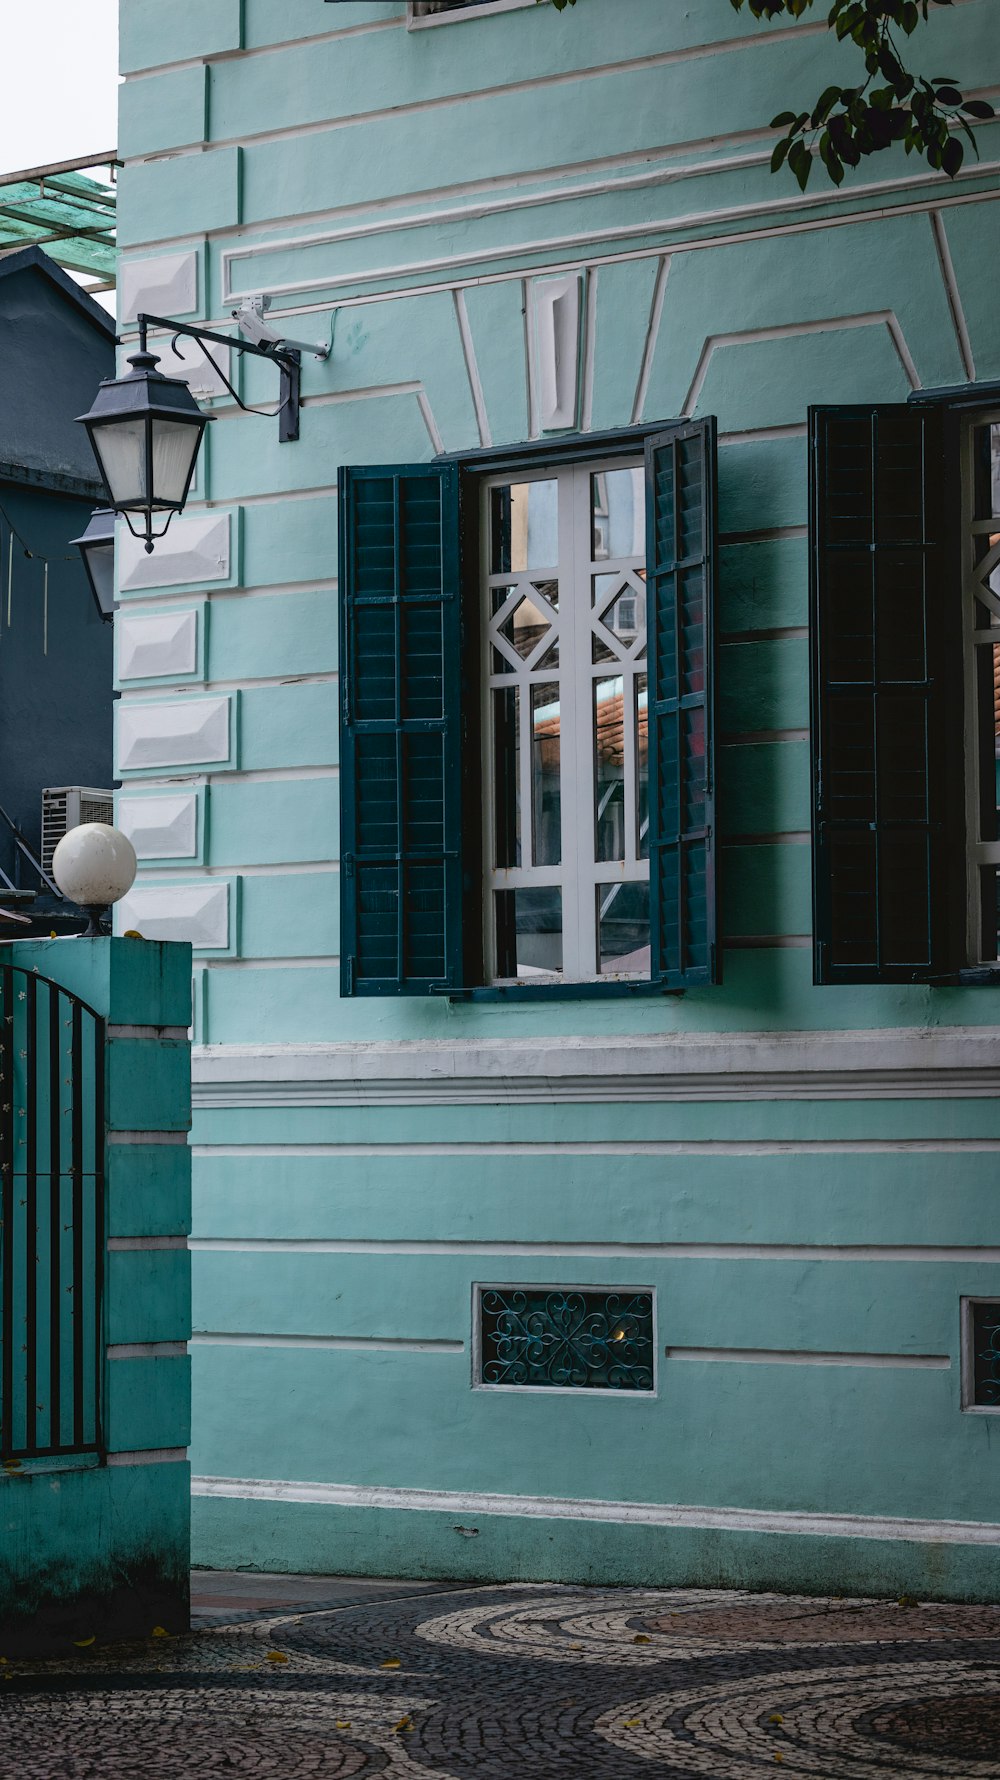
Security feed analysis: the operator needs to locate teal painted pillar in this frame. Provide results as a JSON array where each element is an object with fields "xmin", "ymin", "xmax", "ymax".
[{"xmin": 0, "ymin": 938, "xmax": 191, "ymax": 1650}]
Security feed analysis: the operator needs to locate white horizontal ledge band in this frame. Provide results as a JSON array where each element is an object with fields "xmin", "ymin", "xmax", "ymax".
[
  {"xmin": 107, "ymin": 1342, "xmax": 188, "ymax": 1361},
  {"xmin": 192, "ymin": 1332, "xmax": 463, "ymax": 1353},
  {"xmin": 191, "ymin": 1141, "xmax": 1000, "ymax": 1158},
  {"xmin": 107, "ymin": 1236, "xmax": 188, "ymax": 1252},
  {"xmin": 189, "ymin": 1238, "xmax": 1000, "ymax": 1263},
  {"xmin": 188, "ymin": 1475, "xmax": 1000, "ymax": 1548},
  {"xmin": 107, "ymin": 1026, "xmax": 190, "ymax": 1041},
  {"xmin": 107, "ymin": 1131, "xmax": 189, "ymax": 1147},
  {"xmin": 108, "ymin": 1448, "xmax": 188, "ymax": 1467},
  {"xmin": 190, "ymin": 1027, "xmax": 1000, "ymax": 1107},
  {"xmin": 666, "ymin": 1348, "xmax": 951, "ymax": 1370}
]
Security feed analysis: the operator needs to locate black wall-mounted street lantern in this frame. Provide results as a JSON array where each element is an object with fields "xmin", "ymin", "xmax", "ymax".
[
  {"xmin": 71, "ymin": 507, "xmax": 117, "ymax": 621},
  {"xmin": 77, "ymin": 300, "xmax": 331, "ymax": 555}
]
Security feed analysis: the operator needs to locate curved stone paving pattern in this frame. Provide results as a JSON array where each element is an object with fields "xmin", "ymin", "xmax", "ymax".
[{"xmin": 4, "ymin": 1585, "xmax": 1000, "ymax": 1777}]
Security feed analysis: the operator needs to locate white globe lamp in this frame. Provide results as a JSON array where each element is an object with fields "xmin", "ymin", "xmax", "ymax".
[{"xmin": 51, "ymin": 823, "xmax": 137, "ymax": 937}]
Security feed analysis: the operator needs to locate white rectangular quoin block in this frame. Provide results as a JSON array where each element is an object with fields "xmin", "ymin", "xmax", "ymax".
[
  {"xmin": 118, "ymin": 696, "xmax": 231, "ymax": 772},
  {"xmin": 115, "ymin": 880, "xmax": 229, "ymax": 950},
  {"xmin": 118, "ymin": 608, "xmax": 199, "ymax": 682},
  {"xmin": 533, "ymin": 272, "xmax": 582, "ymax": 431},
  {"xmin": 146, "ymin": 332, "xmax": 232, "ymax": 401},
  {"xmin": 118, "ymin": 513, "xmax": 231, "ymax": 593},
  {"xmin": 117, "ymin": 792, "xmax": 199, "ymax": 861},
  {"xmin": 119, "ymin": 250, "xmax": 198, "ymax": 323}
]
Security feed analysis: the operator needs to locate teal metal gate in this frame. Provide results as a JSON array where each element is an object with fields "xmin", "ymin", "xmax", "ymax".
[{"xmin": 0, "ymin": 966, "xmax": 105, "ymax": 1461}]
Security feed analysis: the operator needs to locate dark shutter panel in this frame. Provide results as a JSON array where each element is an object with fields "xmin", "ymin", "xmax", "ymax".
[
  {"xmin": 339, "ymin": 463, "xmax": 463, "ymax": 995},
  {"xmin": 810, "ymin": 405, "xmax": 959, "ymax": 983},
  {"xmin": 645, "ymin": 419, "xmax": 719, "ymax": 987}
]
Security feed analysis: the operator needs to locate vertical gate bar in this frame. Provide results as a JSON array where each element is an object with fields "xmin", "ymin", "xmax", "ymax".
[
  {"xmin": 48, "ymin": 984, "xmax": 61, "ymax": 1451},
  {"xmin": 93, "ymin": 1016, "xmax": 105, "ymax": 1458},
  {"xmin": 70, "ymin": 997, "xmax": 84, "ymax": 1450},
  {"xmin": 0, "ymin": 968, "xmax": 13, "ymax": 1461},
  {"xmin": 24, "ymin": 973, "xmax": 37, "ymax": 1455}
]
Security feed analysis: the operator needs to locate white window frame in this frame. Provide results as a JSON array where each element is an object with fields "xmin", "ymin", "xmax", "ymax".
[
  {"xmin": 408, "ymin": 0, "xmax": 540, "ymax": 28},
  {"xmin": 961, "ymin": 410, "xmax": 1000, "ymax": 965},
  {"xmin": 480, "ymin": 456, "xmax": 650, "ymax": 985},
  {"xmin": 960, "ymin": 1294, "xmax": 1000, "ymax": 1413},
  {"xmin": 471, "ymin": 1282, "xmax": 658, "ymax": 1397}
]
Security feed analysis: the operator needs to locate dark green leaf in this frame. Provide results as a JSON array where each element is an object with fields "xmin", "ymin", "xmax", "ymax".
[{"xmin": 941, "ymin": 135, "xmax": 964, "ymax": 176}]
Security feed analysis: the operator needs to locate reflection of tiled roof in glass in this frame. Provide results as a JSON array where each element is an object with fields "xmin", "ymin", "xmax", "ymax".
[{"xmin": 0, "ymin": 153, "xmax": 118, "ymax": 294}]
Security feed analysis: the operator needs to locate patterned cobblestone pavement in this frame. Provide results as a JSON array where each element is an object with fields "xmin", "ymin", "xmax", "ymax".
[{"xmin": 4, "ymin": 1577, "xmax": 1000, "ymax": 1777}]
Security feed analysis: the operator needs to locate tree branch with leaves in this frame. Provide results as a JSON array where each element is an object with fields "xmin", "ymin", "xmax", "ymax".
[{"xmin": 547, "ymin": 0, "xmax": 994, "ymax": 190}]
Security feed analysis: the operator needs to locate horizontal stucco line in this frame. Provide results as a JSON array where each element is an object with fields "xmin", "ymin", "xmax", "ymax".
[
  {"xmin": 187, "ymin": 1474, "xmax": 1000, "ymax": 1547},
  {"xmin": 189, "ymin": 1142, "xmax": 1000, "ymax": 1160},
  {"xmin": 200, "ymin": 381, "xmax": 421, "ymax": 420},
  {"xmin": 125, "ymin": 21, "xmax": 832, "ymax": 162},
  {"xmin": 150, "ymin": 862, "xmax": 339, "ymax": 879},
  {"xmin": 121, "ymin": 14, "xmax": 402, "ymax": 81},
  {"xmin": 184, "ymin": 485, "xmax": 339, "ymax": 512},
  {"xmin": 187, "ymin": 1237, "xmax": 1000, "ymax": 1262},
  {"xmin": 720, "ymin": 425, "xmax": 808, "ymax": 447},
  {"xmin": 107, "ymin": 1341, "xmax": 188, "ymax": 1360},
  {"xmin": 721, "ymin": 831, "xmax": 810, "ymax": 846},
  {"xmin": 719, "ymin": 528, "xmax": 807, "ymax": 546},
  {"xmin": 667, "ymin": 1347, "xmax": 951, "ymax": 1370},
  {"xmin": 203, "ymin": 957, "xmax": 339, "ymax": 972},
  {"xmin": 108, "ymin": 1447, "xmax": 188, "ymax": 1467},
  {"xmin": 107, "ymin": 1235, "xmax": 188, "ymax": 1252},
  {"xmin": 722, "ymin": 728, "xmax": 808, "ymax": 745},
  {"xmin": 118, "ymin": 578, "xmax": 338, "ymax": 609},
  {"xmin": 191, "ymin": 1332, "xmax": 462, "ymax": 1354},
  {"xmin": 191, "ymin": 1073, "xmax": 1000, "ymax": 1104},
  {"xmin": 728, "ymin": 936, "xmax": 811, "ymax": 949},
  {"xmin": 106, "ymin": 1130, "xmax": 189, "ymax": 1146},
  {"xmin": 216, "ymin": 163, "xmax": 1000, "ymax": 305},
  {"xmin": 106, "ymin": 1024, "xmax": 189, "ymax": 1040},
  {"xmin": 118, "ymin": 671, "xmax": 338, "ymax": 699},
  {"xmin": 126, "ymin": 767, "xmax": 339, "ymax": 788}
]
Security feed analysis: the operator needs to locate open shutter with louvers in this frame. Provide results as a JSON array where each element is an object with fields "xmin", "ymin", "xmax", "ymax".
[
  {"xmin": 339, "ymin": 462, "xmax": 463, "ymax": 995},
  {"xmin": 810, "ymin": 404, "xmax": 960, "ymax": 983},
  {"xmin": 645, "ymin": 418, "xmax": 720, "ymax": 987}
]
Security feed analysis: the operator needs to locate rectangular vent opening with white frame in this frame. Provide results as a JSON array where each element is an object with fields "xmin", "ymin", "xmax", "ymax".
[{"xmin": 474, "ymin": 1284, "xmax": 655, "ymax": 1393}]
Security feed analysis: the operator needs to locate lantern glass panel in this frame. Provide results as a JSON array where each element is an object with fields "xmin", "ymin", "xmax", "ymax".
[
  {"xmin": 84, "ymin": 541, "xmax": 115, "ymax": 619},
  {"xmin": 91, "ymin": 416, "xmax": 147, "ymax": 507},
  {"xmin": 151, "ymin": 417, "xmax": 203, "ymax": 507}
]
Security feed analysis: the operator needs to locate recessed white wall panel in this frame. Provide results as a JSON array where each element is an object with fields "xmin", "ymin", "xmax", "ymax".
[
  {"xmin": 118, "ymin": 608, "xmax": 199, "ymax": 682},
  {"xmin": 533, "ymin": 272, "xmax": 581, "ymax": 432},
  {"xmin": 118, "ymin": 513, "xmax": 231, "ymax": 593},
  {"xmin": 120, "ymin": 250, "xmax": 198, "ymax": 323},
  {"xmin": 115, "ymin": 879, "xmax": 229, "ymax": 950},
  {"xmin": 117, "ymin": 792, "xmax": 199, "ymax": 861},
  {"xmin": 118, "ymin": 696, "xmax": 231, "ymax": 772}
]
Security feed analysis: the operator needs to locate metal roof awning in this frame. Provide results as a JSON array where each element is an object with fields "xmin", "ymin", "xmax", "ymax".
[{"xmin": 0, "ymin": 152, "xmax": 118, "ymax": 292}]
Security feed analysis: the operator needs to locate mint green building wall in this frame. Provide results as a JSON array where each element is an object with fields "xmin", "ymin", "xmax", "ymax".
[
  {"xmin": 114, "ymin": 0, "xmax": 1000, "ymax": 1596},
  {"xmin": 0, "ymin": 938, "xmax": 191, "ymax": 1645}
]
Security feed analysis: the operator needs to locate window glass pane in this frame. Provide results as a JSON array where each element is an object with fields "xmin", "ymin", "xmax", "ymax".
[
  {"xmin": 492, "ymin": 688, "xmax": 520, "ymax": 868},
  {"xmin": 495, "ymin": 888, "xmax": 562, "ymax": 976},
  {"xmin": 980, "ymin": 868, "xmax": 1000, "ymax": 962},
  {"xmin": 973, "ymin": 424, "xmax": 1000, "ymax": 521},
  {"xmin": 491, "ymin": 480, "xmax": 557, "ymax": 573},
  {"xmin": 594, "ymin": 676, "xmax": 625, "ymax": 863},
  {"xmin": 597, "ymin": 881, "xmax": 650, "ymax": 974},
  {"xmin": 592, "ymin": 467, "xmax": 644, "ymax": 561},
  {"xmin": 532, "ymin": 683, "xmax": 561, "ymax": 867},
  {"xmin": 975, "ymin": 642, "xmax": 1000, "ymax": 843},
  {"xmin": 636, "ymin": 675, "xmax": 649, "ymax": 859},
  {"xmin": 974, "ymin": 534, "xmax": 1000, "ymax": 605}
]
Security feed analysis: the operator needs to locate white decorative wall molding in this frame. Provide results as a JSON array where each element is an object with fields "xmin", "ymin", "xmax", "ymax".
[
  {"xmin": 118, "ymin": 606, "xmax": 200, "ymax": 683},
  {"xmin": 116, "ymin": 878, "xmax": 232, "ymax": 951},
  {"xmin": 119, "ymin": 248, "xmax": 198, "ymax": 322},
  {"xmin": 148, "ymin": 330, "xmax": 232, "ymax": 401},
  {"xmin": 190, "ymin": 1028, "xmax": 1000, "ymax": 1108},
  {"xmin": 118, "ymin": 511, "xmax": 232, "ymax": 594},
  {"xmin": 189, "ymin": 1474, "xmax": 1000, "ymax": 1547},
  {"xmin": 118, "ymin": 695, "xmax": 232, "ymax": 773},
  {"xmin": 531, "ymin": 271, "xmax": 582, "ymax": 432},
  {"xmin": 117, "ymin": 789, "xmax": 200, "ymax": 861}
]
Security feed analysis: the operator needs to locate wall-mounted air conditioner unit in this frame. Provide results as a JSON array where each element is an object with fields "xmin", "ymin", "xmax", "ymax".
[{"xmin": 41, "ymin": 787, "xmax": 114, "ymax": 879}]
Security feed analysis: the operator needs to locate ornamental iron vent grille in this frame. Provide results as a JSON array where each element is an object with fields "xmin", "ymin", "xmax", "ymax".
[
  {"xmin": 970, "ymin": 1301, "xmax": 1000, "ymax": 1407},
  {"xmin": 477, "ymin": 1287, "xmax": 655, "ymax": 1392}
]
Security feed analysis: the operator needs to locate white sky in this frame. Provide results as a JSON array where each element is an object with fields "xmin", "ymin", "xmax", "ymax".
[{"xmin": 0, "ymin": 0, "xmax": 118, "ymax": 177}]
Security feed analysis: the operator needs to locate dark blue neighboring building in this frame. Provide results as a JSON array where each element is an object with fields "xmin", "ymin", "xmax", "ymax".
[{"xmin": 0, "ymin": 246, "xmax": 115, "ymax": 927}]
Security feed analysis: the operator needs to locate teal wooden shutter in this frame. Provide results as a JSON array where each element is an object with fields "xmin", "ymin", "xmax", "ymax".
[
  {"xmin": 645, "ymin": 419, "xmax": 719, "ymax": 987},
  {"xmin": 339, "ymin": 463, "xmax": 463, "ymax": 995},
  {"xmin": 810, "ymin": 405, "xmax": 960, "ymax": 983}
]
